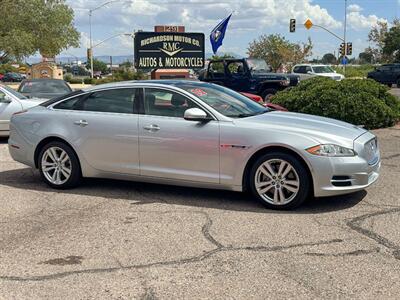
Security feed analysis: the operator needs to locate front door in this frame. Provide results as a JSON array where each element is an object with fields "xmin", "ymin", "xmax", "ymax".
[
  {"xmin": 139, "ymin": 87, "xmax": 220, "ymax": 183},
  {"xmin": 53, "ymin": 88, "xmax": 140, "ymax": 174}
]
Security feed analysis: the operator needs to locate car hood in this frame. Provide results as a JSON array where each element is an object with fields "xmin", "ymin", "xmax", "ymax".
[
  {"xmin": 252, "ymin": 72, "xmax": 288, "ymax": 80},
  {"xmin": 236, "ymin": 111, "xmax": 367, "ymax": 146},
  {"xmin": 315, "ymin": 72, "xmax": 342, "ymax": 78}
]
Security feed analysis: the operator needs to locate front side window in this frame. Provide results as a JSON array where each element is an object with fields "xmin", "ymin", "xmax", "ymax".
[
  {"xmin": 378, "ymin": 66, "xmax": 392, "ymax": 72},
  {"xmin": 54, "ymin": 88, "xmax": 136, "ymax": 114},
  {"xmin": 313, "ymin": 66, "xmax": 335, "ymax": 73},
  {"xmin": 176, "ymin": 83, "xmax": 268, "ymax": 118},
  {"xmin": 144, "ymin": 88, "xmax": 200, "ymax": 118}
]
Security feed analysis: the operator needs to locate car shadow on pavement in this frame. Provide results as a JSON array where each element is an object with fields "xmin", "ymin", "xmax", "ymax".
[{"xmin": 0, "ymin": 167, "xmax": 367, "ymax": 214}]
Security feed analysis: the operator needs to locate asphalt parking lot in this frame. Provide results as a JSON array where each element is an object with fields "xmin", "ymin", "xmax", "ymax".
[{"xmin": 0, "ymin": 125, "xmax": 399, "ymax": 299}]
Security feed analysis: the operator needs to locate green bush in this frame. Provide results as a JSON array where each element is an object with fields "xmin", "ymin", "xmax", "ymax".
[
  {"xmin": 332, "ymin": 65, "xmax": 374, "ymax": 78},
  {"xmin": 66, "ymin": 78, "xmax": 84, "ymax": 84},
  {"xmin": 271, "ymin": 77, "xmax": 400, "ymax": 129},
  {"xmin": 83, "ymin": 78, "xmax": 95, "ymax": 84}
]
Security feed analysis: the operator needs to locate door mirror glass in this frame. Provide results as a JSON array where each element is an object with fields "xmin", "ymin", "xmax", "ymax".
[{"xmin": 184, "ymin": 108, "xmax": 209, "ymax": 121}]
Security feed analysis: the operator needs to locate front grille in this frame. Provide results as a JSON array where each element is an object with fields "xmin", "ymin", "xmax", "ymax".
[{"xmin": 365, "ymin": 138, "xmax": 379, "ymax": 165}]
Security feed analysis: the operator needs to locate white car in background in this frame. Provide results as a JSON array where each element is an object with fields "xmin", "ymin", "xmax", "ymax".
[
  {"xmin": 0, "ymin": 84, "xmax": 47, "ymax": 137},
  {"xmin": 292, "ymin": 64, "xmax": 345, "ymax": 81}
]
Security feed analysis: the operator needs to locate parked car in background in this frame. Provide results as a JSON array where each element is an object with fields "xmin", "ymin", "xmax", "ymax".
[
  {"xmin": 1, "ymin": 72, "xmax": 24, "ymax": 82},
  {"xmin": 198, "ymin": 58, "xmax": 299, "ymax": 102},
  {"xmin": 367, "ymin": 64, "xmax": 400, "ymax": 87},
  {"xmin": 292, "ymin": 64, "xmax": 344, "ymax": 81},
  {"xmin": 18, "ymin": 79, "xmax": 72, "ymax": 99},
  {"xmin": 241, "ymin": 92, "xmax": 288, "ymax": 111},
  {"xmin": 0, "ymin": 84, "xmax": 46, "ymax": 136},
  {"xmin": 9, "ymin": 80, "xmax": 380, "ymax": 210},
  {"xmin": 0, "ymin": 74, "xmax": 4, "ymax": 81}
]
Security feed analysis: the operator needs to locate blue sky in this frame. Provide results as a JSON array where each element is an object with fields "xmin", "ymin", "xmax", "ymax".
[{"xmin": 61, "ymin": 0, "xmax": 400, "ymax": 60}]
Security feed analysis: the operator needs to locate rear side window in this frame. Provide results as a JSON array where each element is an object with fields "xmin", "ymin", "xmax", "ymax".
[{"xmin": 54, "ymin": 88, "xmax": 137, "ymax": 114}]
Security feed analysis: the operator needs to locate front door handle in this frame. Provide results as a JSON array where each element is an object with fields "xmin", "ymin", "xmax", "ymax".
[
  {"xmin": 143, "ymin": 124, "xmax": 160, "ymax": 132},
  {"xmin": 74, "ymin": 120, "xmax": 89, "ymax": 127}
]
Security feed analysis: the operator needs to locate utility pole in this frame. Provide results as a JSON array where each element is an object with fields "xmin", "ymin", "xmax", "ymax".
[{"xmin": 89, "ymin": 10, "xmax": 93, "ymax": 78}]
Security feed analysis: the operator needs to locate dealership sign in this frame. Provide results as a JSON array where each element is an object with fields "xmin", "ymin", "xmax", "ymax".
[{"xmin": 134, "ymin": 32, "xmax": 205, "ymax": 69}]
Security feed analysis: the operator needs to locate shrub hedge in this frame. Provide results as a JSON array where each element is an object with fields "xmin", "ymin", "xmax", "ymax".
[{"xmin": 271, "ymin": 77, "xmax": 400, "ymax": 129}]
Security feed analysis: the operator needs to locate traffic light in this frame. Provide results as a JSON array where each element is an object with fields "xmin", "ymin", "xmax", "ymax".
[
  {"xmin": 289, "ymin": 19, "xmax": 296, "ymax": 33},
  {"xmin": 339, "ymin": 43, "xmax": 345, "ymax": 56},
  {"xmin": 346, "ymin": 42, "xmax": 353, "ymax": 55}
]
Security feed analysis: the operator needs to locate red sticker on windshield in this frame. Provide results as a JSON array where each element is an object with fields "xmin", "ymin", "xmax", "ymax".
[{"xmin": 191, "ymin": 88, "xmax": 207, "ymax": 97}]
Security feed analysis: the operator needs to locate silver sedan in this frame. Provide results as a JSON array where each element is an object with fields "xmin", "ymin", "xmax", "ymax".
[
  {"xmin": 8, "ymin": 81, "xmax": 380, "ymax": 209},
  {"xmin": 0, "ymin": 84, "xmax": 47, "ymax": 136}
]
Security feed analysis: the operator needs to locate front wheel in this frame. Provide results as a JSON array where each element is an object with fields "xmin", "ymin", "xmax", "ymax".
[
  {"xmin": 249, "ymin": 152, "xmax": 310, "ymax": 210},
  {"xmin": 261, "ymin": 89, "xmax": 277, "ymax": 103},
  {"xmin": 38, "ymin": 141, "xmax": 81, "ymax": 189}
]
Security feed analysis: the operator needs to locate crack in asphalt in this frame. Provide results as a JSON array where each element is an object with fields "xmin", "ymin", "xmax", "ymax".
[
  {"xmin": 304, "ymin": 248, "xmax": 380, "ymax": 257},
  {"xmin": 0, "ymin": 209, "xmax": 343, "ymax": 282},
  {"xmin": 347, "ymin": 208, "xmax": 400, "ymax": 260}
]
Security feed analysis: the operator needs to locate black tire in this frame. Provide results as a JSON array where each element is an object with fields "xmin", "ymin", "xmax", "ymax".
[
  {"xmin": 261, "ymin": 89, "xmax": 277, "ymax": 102},
  {"xmin": 248, "ymin": 152, "xmax": 310, "ymax": 210},
  {"xmin": 38, "ymin": 141, "xmax": 81, "ymax": 189}
]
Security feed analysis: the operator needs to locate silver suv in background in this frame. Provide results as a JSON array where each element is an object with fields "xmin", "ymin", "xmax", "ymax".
[{"xmin": 292, "ymin": 64, "xmax": 345, "ymax": 81}]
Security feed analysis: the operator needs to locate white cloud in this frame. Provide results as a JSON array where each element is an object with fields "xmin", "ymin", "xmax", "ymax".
[{"xmin": 347, "ymin": 11, "xmax": 388, "ymax": 30}]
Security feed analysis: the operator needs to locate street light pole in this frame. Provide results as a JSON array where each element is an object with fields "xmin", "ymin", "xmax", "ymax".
[
  {"xmin": 88, "ymin": 0, "xmax": 124, "ymax": 79},
  {"xmin": 89, "ymin": 10, "xmax": 93, "ymax": 78},
  {"xmin": 343, "ymin": 0, "xmax": 348, "ymax": 74}
]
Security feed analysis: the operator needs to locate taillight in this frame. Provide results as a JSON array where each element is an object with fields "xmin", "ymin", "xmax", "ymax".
[{"xmin": 13, "ymin": 110, "xmax": 28, "ymax": 116}]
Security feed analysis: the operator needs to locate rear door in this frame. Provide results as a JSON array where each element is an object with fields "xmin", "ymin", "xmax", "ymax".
[
  {"xmin": 225, "ymin": 61, "xmax": 251, "ymax": 92},
  {"xmin": 53, "ymin": 88, "xmax": 140, "ymax": 175}
]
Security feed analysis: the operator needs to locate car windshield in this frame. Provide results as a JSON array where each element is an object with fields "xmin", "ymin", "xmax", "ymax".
[
  {"xmin": 176, "ymin": 83, "xmax": 269, "ymax": 118},
  {"xmin": 2, "ymin": 85, "xmax": 27, "ymax": 99},
  {"xmin": 312, "ymin": 66, "xmax": 335, "ymax": 73},
  {"xmin": 247, "ymin": 59, "xmax": 272, "ymax": 73},
  {"xmin": 20, "ymin": 81, "xmax": 71, "ymax": 94}
]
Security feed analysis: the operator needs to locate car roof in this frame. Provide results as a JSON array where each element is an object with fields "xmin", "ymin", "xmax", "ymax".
[
  {"xmin": 81, "ymin": 79, "xmax": 209, "ymax": 92},
  {"xmin": 21, "ymin": 79, "xmax": 66, "ymax": 82}
]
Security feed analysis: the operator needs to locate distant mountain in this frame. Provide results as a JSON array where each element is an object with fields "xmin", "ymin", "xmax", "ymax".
[{"xmin": 26, "ymin": 52, "xmax": 241, "ymax": 65}]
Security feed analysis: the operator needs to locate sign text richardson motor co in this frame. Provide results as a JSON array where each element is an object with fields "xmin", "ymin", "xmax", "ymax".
[{"xmin": 134, "ymin": 32, "xmax": 205, "ymax": 69}]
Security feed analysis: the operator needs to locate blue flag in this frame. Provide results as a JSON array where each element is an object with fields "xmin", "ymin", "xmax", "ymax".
[{"xmin": 210, "ymin": 14, "xmax": 232, "ymax": 54}]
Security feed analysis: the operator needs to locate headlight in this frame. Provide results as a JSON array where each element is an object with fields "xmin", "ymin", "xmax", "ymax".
[{"xmin": 306, "ymin": 144, "xmax": 355, "ymax": 157}]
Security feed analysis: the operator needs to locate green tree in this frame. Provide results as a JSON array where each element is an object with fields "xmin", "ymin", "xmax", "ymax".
[
  {"xmin": 321, "ymin": 53, "xmax": 337, "ymax": 64},
  {"xmin": 358, "ymin": 52, "xmax": 374, "ymax": 64},
  {"xmin": 367, "ymin": 20, "xmax": 390, "ymax": 62},
  {"xmin": 86, "ymin": 59, "xmax": 108, "ymax": 73},
  {"xmin": 383, "ymin": 20, "xmax": 400, "ymax": 62},
  {"xmin": 247, "ymin": 34, "xmax": 312, "ymax": 71},
  {"xmin": 0, "ymin": 0, "xmax": 80, "ymax": 62}
]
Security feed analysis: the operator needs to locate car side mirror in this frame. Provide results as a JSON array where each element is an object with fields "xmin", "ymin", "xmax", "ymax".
[
  {"xmin": 334, "ymin": 70, "xmax": 337, "ymax": 73},
  {"xmin": 0, "ymin": 95, "xmax": 12, "ymax": 104},
  {"xmin": 184, "ymin": 108, "xmax": 210, "ymax": 122},
  {"xmin": 307, "ymin": 71, "xmax": 313, "ymax": 74}
]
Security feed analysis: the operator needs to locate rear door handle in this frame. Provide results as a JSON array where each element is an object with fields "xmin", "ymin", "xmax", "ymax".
[
  {"xmin": 74, "ymin": 120, "xmax": 89, "ymax": 127},
  {"xmin": 143, "ymin": 124, "xmax": 160, "ymax": 132}
]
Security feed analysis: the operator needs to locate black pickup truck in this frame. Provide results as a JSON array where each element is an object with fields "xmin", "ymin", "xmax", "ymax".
[
  {"xmin": 367, "ymin": 64, "xmax": 400, "ymax": 87},
  {"xmin": 198, "ymin": 58, "xmax": 299, "ymax": 101}
]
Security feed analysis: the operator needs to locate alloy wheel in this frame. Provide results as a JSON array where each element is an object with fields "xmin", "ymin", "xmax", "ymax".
[
  {"xmin": 41, "ymin": 147, "xmax": 72, "ymax": 185},
  {"xmin": 254, "ymin": 159, "xmax": 300, "ymax": 205}
]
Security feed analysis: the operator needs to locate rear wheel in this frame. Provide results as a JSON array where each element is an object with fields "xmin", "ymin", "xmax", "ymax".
[
  {"xmin": 261, "ymin": 89, "xmax": 277, "ymax": 103},
  {"xmin": 249, "ymin": 152, "xmax": 310, "ymax": 210},
  {"xmin": 38, "ymin": 141, "xmax": 81, "ymax": 189}
]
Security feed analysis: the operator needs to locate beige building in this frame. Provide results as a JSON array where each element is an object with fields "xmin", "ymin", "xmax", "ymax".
[{"xmin": 27, "ymin": 61, "xmax": 63, "ymax": 80}]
